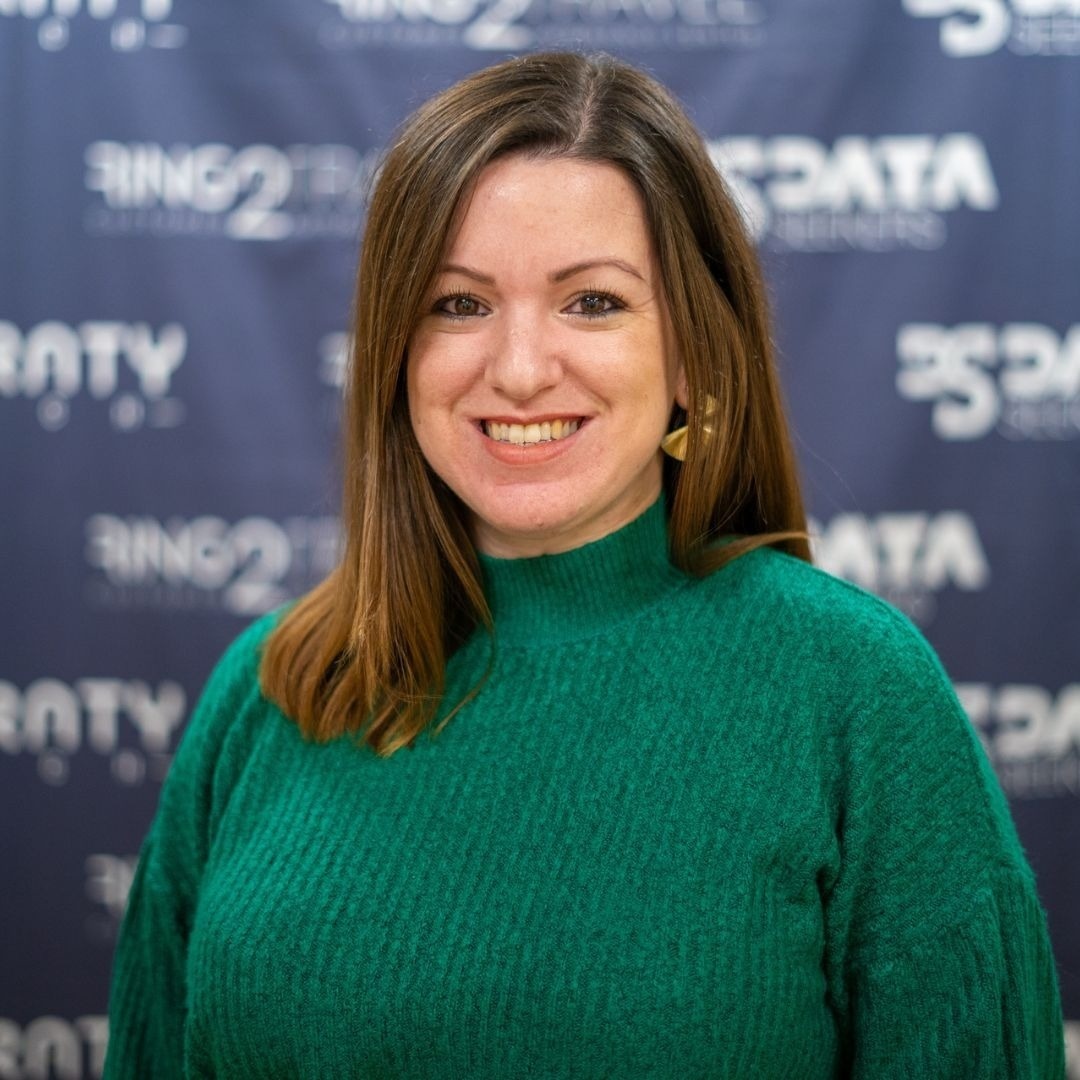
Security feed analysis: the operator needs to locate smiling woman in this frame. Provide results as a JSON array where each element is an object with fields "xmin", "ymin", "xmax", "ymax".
[
  {"xmin": 407, "ymin": 154, "xmax": 684, "ymax": 557},
  {"xmin": 104, "ymin": 52, "xmax": 1065, "ymax": 1080},
  {"xmin": 259, "ymin": 49, "xmax": 811, "ymax": 753}
]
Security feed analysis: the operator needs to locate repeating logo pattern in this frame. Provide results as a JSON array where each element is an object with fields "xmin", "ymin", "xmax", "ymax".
[
  {"xmin": 83, "ymin": 514, "xmax": 341, "ymax": 615},
  {"xmin": 809, "ymin": 511, "xmax": 990, "ymax": 623},
  {"xmin": 897, "ymin": 322, "xmax": 1080, "ymax": 440},
  {"xmin": 318, "ymin": 0, "xmax": 767, "ymax": 50},
  {"xmin": 0, "ymin": 320, "xmax": 186, "ymax": 432},
  {"xmin": 5, "ymin": 1, "xmax": 1078, "ymax": 1062},
  {"xmin": 83, "ymin": 143, "xmax": 379, "ymax": 241},
  {"xmin": 0, "ymin": 677, "xmax": 185, "ymax": 786},
  {"xmin": 959, "ymin": 683, "xmax": 1080, "ymax": 799},
  {"xmin": 903, "ymin": 0, "xmax": 1080, "ymax": 57},
  {"xmin": 0, "ymin": 0, "xmax": 186, "ymax": 52},
  {"xmin": 0, "ymin": 1016, "xmax": 108, "ymax": 1080},
  {"xmin": 710, "ymin": 134, "xmax": 998, "ymax": 251}
]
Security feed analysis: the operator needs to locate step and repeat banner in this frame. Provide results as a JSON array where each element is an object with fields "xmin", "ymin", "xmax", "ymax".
[{"xmin": 2, "ymin": 1, "xmax": 1079, "ymax": 1075}]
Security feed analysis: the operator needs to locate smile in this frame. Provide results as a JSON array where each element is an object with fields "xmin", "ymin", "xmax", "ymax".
[{"xmin": 482, "ymin": 419, "xmax": 582, "ymax": 445}]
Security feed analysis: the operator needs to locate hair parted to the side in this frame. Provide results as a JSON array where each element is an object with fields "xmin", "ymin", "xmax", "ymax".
[{"xmin": 260, "ymin": 51, "xmax": 810, "ymax": 756}]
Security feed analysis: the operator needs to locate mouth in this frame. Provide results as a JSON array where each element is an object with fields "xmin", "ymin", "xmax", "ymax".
[{"xmin": 481, "ymin": 418, "xmax": 583, "ymax": 445}]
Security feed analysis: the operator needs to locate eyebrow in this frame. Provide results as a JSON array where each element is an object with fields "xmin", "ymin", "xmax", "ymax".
[
  {"xmin": 437, "ymin": 258, "xmax": 646, "ymax": 285},
  {"xmin": 440, "ymin": 263, "xmax": 496, "ymax": 285},
  {"xmin": 551, "ymin": 258, "xmax": 646, "ymax": 283}
]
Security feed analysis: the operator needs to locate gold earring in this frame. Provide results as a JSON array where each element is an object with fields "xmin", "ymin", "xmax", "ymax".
[
  {"xmin": 660, "ymin": 424, "xmax": 689, "ymax": 461},
  {"xmin": 661, "ymin": 395, "xmax": 717, "ymax": 462}
]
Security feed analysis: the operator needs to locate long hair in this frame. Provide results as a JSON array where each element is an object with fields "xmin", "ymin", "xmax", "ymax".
[{"xmin": 261, "ymin": 51, "xmax": 810, "ymax": 755}]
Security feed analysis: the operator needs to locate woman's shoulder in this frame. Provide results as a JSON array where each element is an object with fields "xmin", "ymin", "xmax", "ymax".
[
  {"xmin": 681, "ymin": 542, "xmax": 964, "ymax": 722},
  {"xmin": 693, "ymin": 546, "xmax": 1017, "ymax": 849},
  {"xmin": 698, "ymin": 542, "xmax": 932, "ymax": 654},
  {"xmin": 174, "ymin": 608, "xmax": 287, "ymax": 766}
]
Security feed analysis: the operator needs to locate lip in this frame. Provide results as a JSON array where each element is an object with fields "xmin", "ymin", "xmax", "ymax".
[
  {"xmin": 476, "ymin": 413, "xmax": 586, "ymax": 425},
  {"xmin": 473, "ymin": 416, "xmax": 587, "ymax": 464}
]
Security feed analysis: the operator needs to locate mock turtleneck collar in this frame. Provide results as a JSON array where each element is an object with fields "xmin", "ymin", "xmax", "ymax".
[{"xmin": 476, "ymin": 497, "xmax": 689, "ymax": 647}]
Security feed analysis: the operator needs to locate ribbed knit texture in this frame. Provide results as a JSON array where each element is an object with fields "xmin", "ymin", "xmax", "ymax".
[{"xmin": 104, "ymin": 497, "xmax": 1065, "ymax": 1079}]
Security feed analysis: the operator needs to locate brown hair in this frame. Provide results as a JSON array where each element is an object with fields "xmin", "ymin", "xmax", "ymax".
[{"xmin": 261, "ymin": 51, "xmax": 809, "ymax": 755}]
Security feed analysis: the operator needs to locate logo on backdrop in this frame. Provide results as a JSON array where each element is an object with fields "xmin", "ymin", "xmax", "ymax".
[
  {"xmin": 903, "ymin": 0, "xmax": 1080, "ymax": 57},
  {"xmin": 0, "ymin": 319, "xmax": 186, "ymax": 432},
  {"xmin": 83, "ymin": 142, "xmax": 380, "ymax": 241},
  {"xmin": 84, "ymin": 852, "xmax": 137, "ymax": 945},
  {"xmin": 318, "ymin": 331, "xmax": 349, "ymax": 427},
  {"xmin": 958, "ymin": 683, "xmax": 1080, "ymax": 799},
  {"xmin": 0, "ymin": 0, "xmax": 187, "ymax": 52},
  {"xmin": 809, "ymin": 511, "xmax": 990, "ymax": 623},
  {"xmin": 0, "ymin": 1016, "xmax": 108, "ymax": 1080},
  {"xmin": 897, "ymin": 322, "xmax": 1080, "ymax": 440},
  {"xmin": 0, "ymin": 677, "xmax": 184, "ymax": 787},
  {"xmin": 86, "ymin": 853, "xmax": 136, "ymax": 919},
  {"xmin": 318, "ymin": 0, "xmax": 767, "ymax": 51},
  {"xmin": 83, "ymin": 513, "xmax": 341, "ymax": 615},
  {"xmin": 1066, "ymin": 1025, "xmax": 1080, "ymax": 1079},
  {"xmin": 320, "ymin": 332, "xmax": 348, "ymax": 391},
  {"xmin": 709, "ymin": 134, "xmax": 998, "ymax": 252}
]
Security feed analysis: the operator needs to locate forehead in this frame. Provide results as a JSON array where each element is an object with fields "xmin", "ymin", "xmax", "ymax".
[{"xmin": 443, "ymin": 154, "xmax": 657, "ymax": 269}]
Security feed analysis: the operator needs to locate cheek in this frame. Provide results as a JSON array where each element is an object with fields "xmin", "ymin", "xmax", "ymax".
[
  {"xmin": 406, "ymin": 348, "xmax": 478, "ymax": 471},
  {"xmin": 630, "ymin": 335, "xmax": 681, "ymax": 419},
  {"xmin": 405, "ymin": 353, "xmax": 440, "ymax": 455},
  {"xmin": 408, "ymin": 336, "xmax": 477, "ymax": 410},
  {"xmin": 406, "ymin": 347, "xmax": 447, "ymax": 431}
]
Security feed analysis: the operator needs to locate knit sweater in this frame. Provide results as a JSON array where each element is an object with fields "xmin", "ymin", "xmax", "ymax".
[{"xmin": 104, "ymin": 497, "xmax": 1065, "ymax": 1079}]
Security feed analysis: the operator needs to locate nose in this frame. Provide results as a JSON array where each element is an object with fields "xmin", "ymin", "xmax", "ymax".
[{"xmin": 484, "ymin": 308, "xmax": 561, "ymax": 402}]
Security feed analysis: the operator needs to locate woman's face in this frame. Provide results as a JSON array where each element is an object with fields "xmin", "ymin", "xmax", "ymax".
[{"xmin": 407, "ymin": 153, "xmax": 685, "ymax": 559}]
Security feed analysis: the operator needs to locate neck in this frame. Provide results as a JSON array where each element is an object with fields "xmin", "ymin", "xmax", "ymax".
[{"xmin": 476, "ymin": 496, "xmax": 687, "ymax": 647}]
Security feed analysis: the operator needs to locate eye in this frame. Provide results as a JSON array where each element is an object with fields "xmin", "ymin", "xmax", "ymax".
[
  {"xmin": 566, "ymin": 291, "xmax": 626, "ymax": 318},
  {"xmin": 433, "ymin": 292, "xmax": 488, "ymax": 320}
]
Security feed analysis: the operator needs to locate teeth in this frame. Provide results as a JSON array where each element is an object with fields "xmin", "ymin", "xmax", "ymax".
[{"xmin": 483, "ymin": 419, "xmax": 580, "ymax": 445}]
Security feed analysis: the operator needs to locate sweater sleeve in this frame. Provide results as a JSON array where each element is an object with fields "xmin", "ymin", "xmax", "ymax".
[
  {"xmin": 102, "ymin": 615, "xmax": 275, "ymax": 1080},
  {"xmin": 820, "ymin": 605, "xmax": 1066, "ymax": 1079}
]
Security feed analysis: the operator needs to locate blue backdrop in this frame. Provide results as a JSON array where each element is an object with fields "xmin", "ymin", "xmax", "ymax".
[{"xmin": 2, "ymin": 1, "xmax": 1078, "ymax": 1074}]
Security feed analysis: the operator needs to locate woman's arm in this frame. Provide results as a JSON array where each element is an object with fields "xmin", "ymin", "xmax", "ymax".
[
  {"xmin": 102, "ymin": 615, "xmax": 274, "ymax": 1079},
  {"xmin": 822, "ymin": 611, "xmax": 1065, "ymax": 1078}
]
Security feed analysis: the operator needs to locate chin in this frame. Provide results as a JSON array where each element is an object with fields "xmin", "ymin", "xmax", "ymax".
[{"xmin": 467, "ymin": 498, "xmax": 587, "ymax": 557}]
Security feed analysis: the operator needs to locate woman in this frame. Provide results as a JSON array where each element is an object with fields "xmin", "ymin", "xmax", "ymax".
[{"xmin": 104, "ymin": 53, "xmax": 1065, "ymax": 1078}]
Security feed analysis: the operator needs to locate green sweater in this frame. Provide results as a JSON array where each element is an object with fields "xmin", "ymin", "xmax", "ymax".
[{"xmin": 104, "ymin": 497, "xmax": 1065, "ymax": 1079}]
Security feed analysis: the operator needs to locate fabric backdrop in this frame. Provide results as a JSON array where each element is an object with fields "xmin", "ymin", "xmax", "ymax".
[{"xmin": 2, "ymin": 1, "xmax": 1078, "ymax": 1074}]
